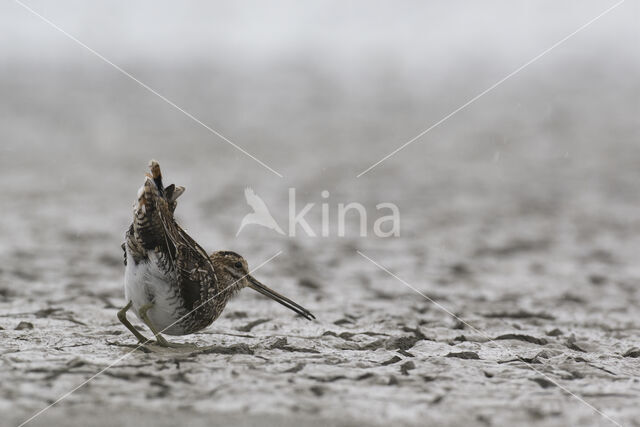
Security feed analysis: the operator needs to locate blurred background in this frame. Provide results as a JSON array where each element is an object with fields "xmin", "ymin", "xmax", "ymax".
[
  {"xmin": 2, "ymin": 0, "xmax": 638, "ymax": 271},
  {"xmin": 2, "ymin": 1, "xmax": 639, "ymax": 426}
]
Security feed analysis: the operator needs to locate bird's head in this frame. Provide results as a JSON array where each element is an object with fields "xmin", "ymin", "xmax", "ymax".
[{"xmin": 209, "ymin": 250, "xmax": 315, "ymax": 320}]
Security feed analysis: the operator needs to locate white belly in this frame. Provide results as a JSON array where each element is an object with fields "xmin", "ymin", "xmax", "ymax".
[{"xmin": 124, "ymin": 249, "xmax": 186, "ymax": 335}]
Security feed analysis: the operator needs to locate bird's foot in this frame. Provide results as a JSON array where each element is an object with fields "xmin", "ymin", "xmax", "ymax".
[{"xmin": 154, "ymin": 335, "xmax": 197, "ymax": 349}]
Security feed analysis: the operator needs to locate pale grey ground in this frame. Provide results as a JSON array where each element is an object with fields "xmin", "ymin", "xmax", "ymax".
[{"xmin": 1, "ymin": 3, "xmax": 640, "ymax": 426}]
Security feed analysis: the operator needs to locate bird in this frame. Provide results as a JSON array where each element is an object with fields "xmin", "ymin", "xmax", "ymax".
[
  {"xmin": 118, "ymin": 160, "xmax": 315, "ymax": 348},
  {"xmin": 236, "ymin": 187, "xmax": 285, "ymax": 236}
]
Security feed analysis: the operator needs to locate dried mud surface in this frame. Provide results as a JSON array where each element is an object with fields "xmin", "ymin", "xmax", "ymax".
[{"xmin": 1, "ymin": 62, "xmax": 640, "ymax": 427}]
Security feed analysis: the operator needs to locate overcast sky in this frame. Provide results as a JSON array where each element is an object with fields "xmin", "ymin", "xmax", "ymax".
[{"xmin": 1, "ymin": 0, "xmax": 636, "ymax": 68}]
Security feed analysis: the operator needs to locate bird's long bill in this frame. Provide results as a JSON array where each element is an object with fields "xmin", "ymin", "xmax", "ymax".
[{"xmin": 248, "ymin": 277, "xmax": 315, "ymax": 320}]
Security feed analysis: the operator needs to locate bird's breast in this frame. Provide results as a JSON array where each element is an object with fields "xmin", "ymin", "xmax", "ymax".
[{"xmin": 124, "ymin": 249, "xmax": 191, "ymax": 335}]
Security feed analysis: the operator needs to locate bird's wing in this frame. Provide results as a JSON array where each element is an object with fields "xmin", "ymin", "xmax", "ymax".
[
  {"xmin": 130, "ymin": 163, "xmax": 216, "ymax": 312},
  {"xmin": 142, "ymin": 196, "xmax": 216, "ymax": 313},
  {"xmin": 170, "ymin": 224, "xmax": 217, "ymax": 312}
]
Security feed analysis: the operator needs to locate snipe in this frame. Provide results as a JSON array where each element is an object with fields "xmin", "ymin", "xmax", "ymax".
[{"xmin": 118, "ymin": 160, "xmax": 314, "ymax": 347}]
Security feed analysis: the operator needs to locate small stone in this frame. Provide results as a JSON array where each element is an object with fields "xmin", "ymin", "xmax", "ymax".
[
  {"xmin": 384, "ymin": 335, "xmax": 420, "ymax": 351},
  {"xmin": 494, "ymin": 334, "xmax": 548, "ymax": 345},
  {"xmin": 381, "ymin": 356, "xmax": 402, "ymax": 366},
  {"xmin": 565, "ymin": 334, "xmax": 587, "ymax": 352},
  {"xmin": 450, "ymin": 263, "xmax": 471, "ymax": 276},
  {"xmin": 452, "ymin": 320, "xmax": 466, "ymax": 330},
  {"xmin": 530, "ymin": 378, "xmax": 556, "ymax": 389},
  {"xmin": 298, "ymin": 277, "xmax": 321, "ymax": 290},
  {"xmin": 397, "ymin": 349, "xmax": 414, "ymax": 358},
  {"xmin": 400, "ymin": 361, "xmax": 415, "ymax": 376},
  {"xmin": 588, "ymin": 274, "xmax": 606, "ymax": 285},
  {"xmin": 15, "ymin": 321, "xmax": 34, "ymax": 330},
  {"xmin": 446, "ymin": 351, "xmax": 480, "ymax": 360},
  {"xmin": 536, "ymin": 350, "xmax": 552, "ymax": 359},
  {"xmin": 309, "ymin": 386, "xmax": 324, "ymax": 397},
  {"xmin": 355, "ymin": 372, "xmax": 374, "ymax": 381}
]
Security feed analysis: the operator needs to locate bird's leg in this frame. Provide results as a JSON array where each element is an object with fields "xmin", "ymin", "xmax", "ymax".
[
  {"xmin": 138, "ymin": 302, "xmax": 169, "ymax": 346},
  {"xmin": 138, "ymin": 303, "xmax": 196, "ymax": 348},
  {"xmin": 117, "ymin": 301, "xmax": 151, "ymax": 344}
]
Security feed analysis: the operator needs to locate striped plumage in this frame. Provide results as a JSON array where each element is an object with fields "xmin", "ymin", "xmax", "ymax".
[{"xmin": 118, "ymin": 160, "xmax": 314, "ymax": 346}]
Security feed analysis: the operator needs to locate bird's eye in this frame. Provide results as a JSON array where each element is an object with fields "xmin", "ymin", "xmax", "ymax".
[{"xmin": 234, "ymin": 261, "xmax": 243, "ymax": 269}]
